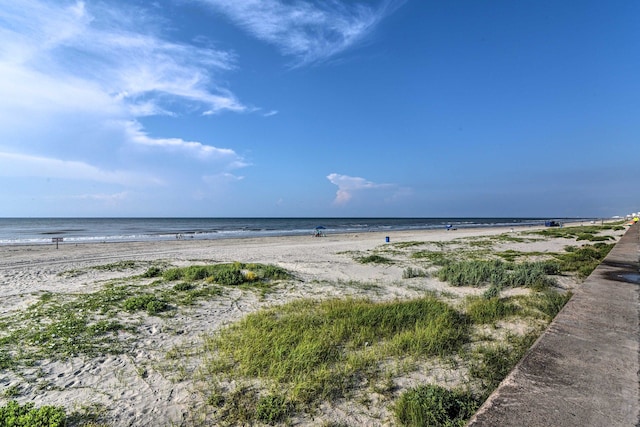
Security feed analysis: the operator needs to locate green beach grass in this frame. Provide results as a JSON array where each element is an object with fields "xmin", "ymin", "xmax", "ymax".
[{"xmin": 196, "ymin": 288, "xmax": 572, "ymax": 425}]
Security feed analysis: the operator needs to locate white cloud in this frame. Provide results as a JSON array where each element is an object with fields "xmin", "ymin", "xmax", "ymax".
[
  {"xmin": 327, "ymin": 173, "xmax": 392, "ymax": 205},
  {"xmin": 197, "ymin": 0, "xmax": 405, "ymax": 66},
  {"xmin": 0, "ymin": 0, "xmax": 89, "ymax": 64},
  {"xmin": 203, "ymin": 172, "xmax": 245, "ymax": 185},
  {"xmin": 0, "ymin": 62, "xmax": 120, "ymax": 130},
  {"xmin": 0, "ymin": 151, "xmax": 162, "ymax": 187},
  {"xmin": 66, "ymin": 191, "xmax": 130, "ymax": 205},
  {"xmin": 124, "ymin": 121, "xmax": 250, "ymax": 168},
  {"xmin": 70, "ymin": 191, "xmax": 129, "ymax": 201}
]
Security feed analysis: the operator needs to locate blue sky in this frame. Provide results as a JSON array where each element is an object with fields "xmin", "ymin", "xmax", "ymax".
[{"xmin": 0, "ymin": 0, "xmax": 638, "ymax": 218}]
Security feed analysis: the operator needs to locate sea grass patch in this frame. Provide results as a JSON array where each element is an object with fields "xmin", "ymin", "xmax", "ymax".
[
  {"xmin": 162, "ymin": 262, "xmax": 290, "ymax": 285},
  {"xmin": 464, "ymin": 296, "xmax": 519, "ymax": 324},
  {"xmin": 553, "ymin": 243, "xmax": 614, "ymax": 278},
  {"xmin": 356, "ymin": 254, "xmax": 395, "ymax": 264},
  {"xmin": 0, "ymin": 400, "xmax": 66, "ymax": 427},
  {"xmin": 437, "ymin": 260, "xmax": 558, "ymax": 290},
  {"xmin": 530, "ymin": 223, "xmax": 625, "ymax": 241},
  {"xmin": 394, "ymin": 384, "xmax": 479, "ymax": 427},
  {"xmin": 203, "ymin": 296, "xmax": 469, "ymax": 417}
]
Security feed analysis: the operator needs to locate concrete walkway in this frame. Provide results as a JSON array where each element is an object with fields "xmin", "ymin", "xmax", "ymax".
[{"xmin": 468, "ymin": 222, "xmax": 640, "ymax": 427}]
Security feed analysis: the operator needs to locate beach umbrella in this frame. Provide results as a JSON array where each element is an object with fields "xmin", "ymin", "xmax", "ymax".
[{"xmin": 314, "ymin": 225, "xmax": 326, "ymax": 236}]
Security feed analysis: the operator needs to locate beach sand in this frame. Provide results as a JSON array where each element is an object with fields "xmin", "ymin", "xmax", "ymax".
[{"xmin": 0, "ymin": 223, "xmax": 623, "ymax": 426}]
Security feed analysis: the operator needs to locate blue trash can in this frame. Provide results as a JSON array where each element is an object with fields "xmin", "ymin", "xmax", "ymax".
[{"xmin": 385, "ymin": 236, "xmax": 390, "ymax": 243}]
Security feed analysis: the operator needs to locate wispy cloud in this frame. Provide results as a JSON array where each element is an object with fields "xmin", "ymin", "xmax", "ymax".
[
  {"xmin": 68, "ymin": 192, "xmax": 130, "ymax": 202},
  {"xmin": 124, "ymin": 121, "xmax": 250, "ymax": 168},
  {"xmin": 64, "ymin": 192, "xmax": 131, "ymax": 208},
  {"xmin": 0, "ymin": 0, "xmax": 244, "ymax": 117},
  {"xmin": 327, "ymin": 173, "xmax": 393, "ymax": 205},
  {"xmin": 203, "ymin": 172, "xmax": 245, "ymax": 185},
  {"xmin": 0, "ymin": 151, "xmax": 162, "ymax": 186},
  {"xmin": 197, "ymin": 0, "xmax": 405, "ymax": 66}
]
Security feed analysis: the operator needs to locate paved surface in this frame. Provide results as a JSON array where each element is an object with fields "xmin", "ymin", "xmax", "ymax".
[{"xmin": 468, "ymin": 222, "xmax": 640, "ymax": 427}]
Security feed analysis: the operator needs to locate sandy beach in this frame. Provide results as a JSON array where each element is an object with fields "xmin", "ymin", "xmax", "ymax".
[{"xmin": 0, "ymin": 223, "xmax": 625, "ymax": 426}]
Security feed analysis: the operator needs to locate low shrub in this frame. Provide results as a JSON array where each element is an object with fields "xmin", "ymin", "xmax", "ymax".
[
  {"xmin": 256, "ymin": 393, "xmax": 292, "ymax": 425},
  {"xmin": 536, "ymin": 261, "xmax": 562, "ymax": 275},
  {"xmin": 141, "ymin": 266, "xmax": 163, "ymax": 278},
  {"xmin": 469, "ymin": 332, "xmax": 538, "ymax": 394},
  {"xmin": 163, "ymin": 268, "xmax": 183, "ymax": 281},
  {"xmin": 411, "ymin": 251, "xmax": 449, "ymax": 266},
  {"xmin": 437, "ymin": 260, "xmax": 557, "ymax": 290},
  {"xmin": 437, "ymin": 260, "xmax": 504, "ymax": 287},
  {"xmin": 145, "ymin": 299, "xmax": 168, "ymax": 315},
  {"xmin": 482, "ymin": 285, "xmax": 501, "ymax": 299},
  {"xmin": 162, "ymin": 263, "xmax": 291, "ymax": 285},
  {"xmin": 523, "ymin": 290, "xmax": 573, "ymax": 320},
  {"xmin": 402, "ymin": 267, "xmax": 428, "ymax": 279},
  {"xmin": 0, "ymin": 400, "xmax": 66, "ymax": 427},
  {"xmin": 465, "ymin": 296, "xmax": 518, "ymax": 324},
  {"xmin": 394, "ymin": 384, "xmax": 479, "ymax": 427},
  {"xmin": 0, "ymin": 352, "xmax": 13, "ymax": 370},
  {"xmin": 496, "ymin": 250, "xmax": 521, "ymax": 262},
  {"xmin": 173, "ymin": 282, "xmax": 194, "ymax": 291},
  {"xmin": 358, "ymin": 254, "xmax": 394, "ymax": 264},
  {"xmin": 576, "ymin": 233, "xmax": 612, "ymax": 242},
  {"xmin": 123, "ymin": 295, "xmax": 168, "ymax": 315},
  {"xmin": 184, "ymin": 266, "xmax": 214, "ymax": 281},
  {"xmin": 94, "ymin": 260, "xmax": 137, "ymax": 271},
  {"xmin": 507, "ymin": 263, "xmax": 556, "ymax": 290},
  {"xmin": 555, "ymin": 243, "xmax": 614, "ymax": 278},
  {"xmin": 256, "ymin": 264, "xmax": 290, "ymax": 280},
  {"xmin": 2, "ymin": 385, "xmax": 20, "ymax": 398},
  {"xmin": 212, "ymin": 268, "xmax": 244, "ymax": 286}
]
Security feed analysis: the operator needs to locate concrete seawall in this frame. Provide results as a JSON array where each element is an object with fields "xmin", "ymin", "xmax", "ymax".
[{"xmin": 468, "ymin": 222, "xmax": 640, "ymax": 426}]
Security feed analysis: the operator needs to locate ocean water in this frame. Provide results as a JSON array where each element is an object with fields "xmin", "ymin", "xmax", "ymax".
[{"xmin": 0, "ymin": 217, "xmax": 568, "ymax": 245}]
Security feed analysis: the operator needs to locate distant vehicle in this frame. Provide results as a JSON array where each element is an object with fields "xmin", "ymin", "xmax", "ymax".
[{"xmin": 544, "ymin": 220, "xmax": 561, "ymax": 227}]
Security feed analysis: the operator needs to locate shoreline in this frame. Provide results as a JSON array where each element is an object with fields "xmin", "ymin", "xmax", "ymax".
[
  {"xmin": 0, "ymin": 217, "xmax": 597, "ymax": 246},
  {"xmin": 0, "ymin": 224, "xmax": 551, "ymax": 267},
  {"xmin": 0, "ymin": 221, "xmax": 576, "ymax": 248}
]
